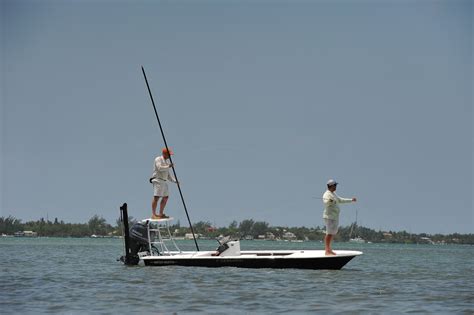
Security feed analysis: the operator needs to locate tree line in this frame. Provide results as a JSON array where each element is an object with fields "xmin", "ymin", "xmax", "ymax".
[
  {"xmin": 0, "ymin": 215, "xmax": 116, "ymax": 237},
  {"xmin": 180, "ymin": 220, "xmax": 474, "ymax": 244},
  {"xmin": 1, "ymin": 216, "xmax": 472, "ymax": 244}
]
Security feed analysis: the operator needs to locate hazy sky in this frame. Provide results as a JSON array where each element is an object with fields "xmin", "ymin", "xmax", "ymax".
[{"xmin": 1, "ymin": 0, "xmax": 472, "ymax": 234}]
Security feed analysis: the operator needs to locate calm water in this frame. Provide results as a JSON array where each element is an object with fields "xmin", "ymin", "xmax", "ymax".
[{"xmin": 0, "ymin": 238, "xmax": 472, "ymax": 314}]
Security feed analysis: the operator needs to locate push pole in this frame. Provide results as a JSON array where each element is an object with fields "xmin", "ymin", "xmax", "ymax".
[{"xmin": 141, "ymin": 66, "xmax": 200, "ymax": 251}]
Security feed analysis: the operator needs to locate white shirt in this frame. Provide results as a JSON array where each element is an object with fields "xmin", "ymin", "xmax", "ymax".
[
  {"xmin": 151, "ymin": 156, "xmax": 176, "ymax": 182},
  {"xmin": 322, "ymin": 190, "xmax": 353, "ymax": 220}
]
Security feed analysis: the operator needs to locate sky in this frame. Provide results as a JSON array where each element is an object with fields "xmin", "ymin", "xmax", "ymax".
[{"xmin": 1, "ymin": 0, "xmax": 472, "ymax": 234}]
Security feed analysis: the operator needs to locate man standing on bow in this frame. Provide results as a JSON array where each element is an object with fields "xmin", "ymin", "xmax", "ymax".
[
  {"xmin": 323, "ymin": 179, "xmax": 357, "ymax": 255},
  {"xmin": 150, "ymin": 148, "xmax": 177, "ymax": 219}
]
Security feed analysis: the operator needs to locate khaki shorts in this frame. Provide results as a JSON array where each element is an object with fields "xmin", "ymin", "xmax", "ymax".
[
  {"xmin": 153, "ymin": 180, "xmax": 169, "ymax": 197},
  {"xmin": 324, "ymin": 218, "xmax": 339, "ymax": 235}
]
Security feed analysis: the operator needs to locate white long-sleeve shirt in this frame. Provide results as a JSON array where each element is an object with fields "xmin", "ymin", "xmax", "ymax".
[
  {"xmin": 322, "ymin": 190, "xmax": 353, "ymax": 220},
  {"xmin": 151, "ymin": 156, "xmax": 176, "ymax": 183}
]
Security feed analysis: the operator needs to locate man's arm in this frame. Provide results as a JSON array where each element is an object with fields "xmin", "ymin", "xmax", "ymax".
[
  {"xmin": 336, "ymin": 195, "xmax": 356, "ymax": 204},
  {"xmin": 156, "ymin": 158, "xmax": 172, "ymax": 171}
]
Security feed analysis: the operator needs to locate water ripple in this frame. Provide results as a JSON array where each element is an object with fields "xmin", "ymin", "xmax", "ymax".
[{"xmin": 0, "ymin": 238, "xmax": 472, "ymax": 314}]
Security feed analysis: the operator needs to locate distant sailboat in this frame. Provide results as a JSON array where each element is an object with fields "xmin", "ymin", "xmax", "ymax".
[{"xmin": 349, "ymin": 210, "xmax": 366, "ymax": 243}]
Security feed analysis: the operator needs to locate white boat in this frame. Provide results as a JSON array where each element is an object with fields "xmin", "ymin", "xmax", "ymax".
[
  {"xmin": 348, "ymin": 210, "xmax": 366, "ymax": 243},
  {"xmin": 131, "ymin": 69, "xmax": 362, "ymax": 270},
  {"xmin": 349, "ymin": 236, "xmax": 366, "ymax": 243},
  {"xmin": 119, "ymin": 204, "xmax": 362, "ymax": 270}
]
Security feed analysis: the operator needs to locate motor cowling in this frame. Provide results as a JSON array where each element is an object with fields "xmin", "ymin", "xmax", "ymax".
[
  {"xmin": 128, "ymin": 222, "xmax": 152, "ymax": 256},
  {"xmin": 120, "ymin": 221, "xmax": 153, "ymax": 265},
  {"xmin": 130, "ymin": 222, "xmax": 149, "ymax": 245}
]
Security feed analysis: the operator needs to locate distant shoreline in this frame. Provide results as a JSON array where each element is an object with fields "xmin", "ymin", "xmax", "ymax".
[
  {"xmin": 1, "ymin": 215, "xmax": 473, "ymax": 245},
  {"xmin": 2, "ymin": 232, "xmax": 473, "ymax": 246}
]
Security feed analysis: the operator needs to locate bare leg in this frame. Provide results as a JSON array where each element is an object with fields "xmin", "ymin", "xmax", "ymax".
[
  {"xmin": 325, "ymin": 234, "xmax": 336, "ymax": 255},
  {"xmin": 152, "ymin": 196, "xmax": 160, "ymax": 216},
  {"xmin": 159, "ymin": 196, "xmax": 169, "ymax": 216}
]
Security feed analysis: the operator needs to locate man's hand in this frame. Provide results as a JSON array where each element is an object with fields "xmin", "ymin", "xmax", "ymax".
[{"xmin": 352, "ymin": 197, "xmax": 357, "ymax": 202}]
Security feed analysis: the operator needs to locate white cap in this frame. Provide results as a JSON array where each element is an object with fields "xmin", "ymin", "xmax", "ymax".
[{"xmin": 327, "ymin": 179, "xmax": 338, "ymax": 186}]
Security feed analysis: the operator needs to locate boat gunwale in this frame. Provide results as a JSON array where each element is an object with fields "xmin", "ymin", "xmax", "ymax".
[{"xmin": 141, "ymin": 250, "xmax": 363, "ymax": 260}]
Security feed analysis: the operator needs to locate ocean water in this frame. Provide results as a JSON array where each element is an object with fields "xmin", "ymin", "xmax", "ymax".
[{"xmin": 0, "ymin": 238, "xmax": 472, "ymax": 314}]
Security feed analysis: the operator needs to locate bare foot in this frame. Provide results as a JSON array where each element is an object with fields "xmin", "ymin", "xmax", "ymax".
[{"xmin": 325, "ymin": 251, "xmax": 336, "ymax": 256}]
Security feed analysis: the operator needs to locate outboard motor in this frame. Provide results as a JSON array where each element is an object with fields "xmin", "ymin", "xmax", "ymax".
[
  {"xmin": 128, "ymin": 221, "xmax": 152, "ymax": 257},
  {"xmin": 119, "ymin": 203, "xmax": 156, "ymax": 265}
]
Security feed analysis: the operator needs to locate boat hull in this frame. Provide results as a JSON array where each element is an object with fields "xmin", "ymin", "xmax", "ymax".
[{"xmin": 142, "ymin": 250, "xmax": 361, "ymax": 270}]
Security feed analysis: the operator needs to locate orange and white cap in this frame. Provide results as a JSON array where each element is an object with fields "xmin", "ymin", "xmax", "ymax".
[{"xmin": 162, "ymin": 148, "xmax": 174, "ymax": 155}]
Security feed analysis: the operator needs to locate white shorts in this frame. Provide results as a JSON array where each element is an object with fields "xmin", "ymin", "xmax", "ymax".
[
  {"xmin": 153, "ymin": 180, "xmax": 169, "ymax": 197},
  {"xmin": 324, "ymin": 218, "xmax": 339, "ymax": 235}
]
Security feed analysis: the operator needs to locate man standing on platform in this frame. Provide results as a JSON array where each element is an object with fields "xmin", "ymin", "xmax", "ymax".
[
  {"xmin": 150, "ymin": 148, "xmax": 177, "ymax": 219},
  {"xmin": 322, "ymin": 179, "xmax": 357, "ymax": 255}
]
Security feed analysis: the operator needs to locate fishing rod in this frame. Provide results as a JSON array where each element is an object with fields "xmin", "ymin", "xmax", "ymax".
[
  {"xmin": 312, "ymin": 197, "xmax": 358, "ymax": 201},
  {"xmin": 141, "ymin": 66, "xmax": 200, "ymax": 251},
  {"xmin": 312, "ymin": 197, "xmax": 334, "ymax": 201}
]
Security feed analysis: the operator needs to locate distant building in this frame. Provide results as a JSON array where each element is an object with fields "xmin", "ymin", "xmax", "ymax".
[
  {"xmin": 283, "ymin": 232, "xmax": 297, "ymax": 240},
  {"xmin": 265, "ymin": 232, "xmax": 276, "ymax": 240},
  {"xmin": 185, "ymin": 233, "xmax": 202, "ymax": 240},
  {"xmin": 14, "ymin": 231, "xmax": 38, "ymax": 237}
]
